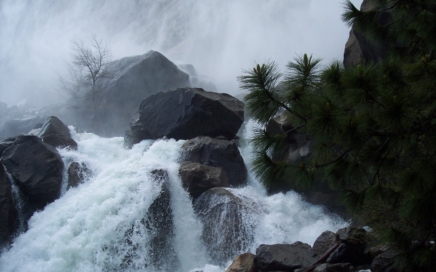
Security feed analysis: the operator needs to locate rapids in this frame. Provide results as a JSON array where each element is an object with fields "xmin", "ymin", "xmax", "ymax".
[{"xmin": 0, "ymin": 120, "xmax": 347, "ymax": 272}]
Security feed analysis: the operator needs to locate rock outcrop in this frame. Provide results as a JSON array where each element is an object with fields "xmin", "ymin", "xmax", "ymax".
[
  {"xmin": 179, "ymin": 161, "xmax": 229, "ymax": 199},
  {"xmin": 181, "ymin": 136, "xmax": 247, "ymax": 187},
  {"xmin": 1, "ymin": 135, "xmax": 64, "ymax": 213},
  {"xmin": 194, "ymin": 187, "xmax": 263, "ymax": 265},
  {"xmin": 130, "ymin": 87, "xmax": 244, "ymax": 141},
  {"xmin": 343, "ymin": 0, "xmax": 392, "ymax": 67}
]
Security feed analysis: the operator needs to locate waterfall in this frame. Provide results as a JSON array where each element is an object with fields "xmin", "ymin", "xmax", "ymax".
[
  {"xmin": 0, "ymin": 122, "xmax": 347, "ymax": 272},
  {"xmin": 5, "ymin": 170, "xmax": 27, "ymax": 234}
]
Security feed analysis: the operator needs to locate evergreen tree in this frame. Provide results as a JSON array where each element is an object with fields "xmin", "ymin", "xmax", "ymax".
[{"xmin": 239, "ymin": 1, "xmax": 436, "ymax": 270}]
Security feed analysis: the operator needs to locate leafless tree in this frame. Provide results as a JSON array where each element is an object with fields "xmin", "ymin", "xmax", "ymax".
[{"xmin": 69, "ymin": 34, "xmax": 112, "ymax": 103}]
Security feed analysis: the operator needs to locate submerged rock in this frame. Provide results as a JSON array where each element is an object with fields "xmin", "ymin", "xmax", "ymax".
[
  {"xmin": 130, "ymin": 87, "xmax": 244, "ymax": 141},
  {"xmin": 254, "ymin": 242, "xmax": 318, "ymax": 271},
  {"xmin": 181, "ymin": 136, "xmax": 247, "ymax": 187},
  {"xmin": 1, "ymin": 135, "xmax": 64, "ymax": 212},
  {"xmin": 179, "ymin": 161, "xmax": 229, "ymax": 199},
  {"xmin": 0, "ymin": 163, "xmax": 17, "ymax": 248},
  {"xmin": 194, "ymin": 187, "xmax": 262, "ymax": 265},
  {"xmin": 67, "ymin": 162, "xmax": 91, "ymax": 189}
]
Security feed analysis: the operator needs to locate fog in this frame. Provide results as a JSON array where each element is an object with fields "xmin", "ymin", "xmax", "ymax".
[{"xmin": 0, "ymin": 0, "xmax": 363, "ymax": 108}]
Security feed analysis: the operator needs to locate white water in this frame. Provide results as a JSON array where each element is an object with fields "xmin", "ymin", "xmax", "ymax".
[{"xmin": 0, "ymin": 121, "xmax": 347, "ymax": 272}]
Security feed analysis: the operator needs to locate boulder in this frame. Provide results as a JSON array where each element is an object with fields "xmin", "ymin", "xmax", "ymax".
[
  {"xmin": 371, "ymin": 248, "xmax": 397, "ymax": 272},
  {"xmin": 313, "ymin": 230, "xmax": 337, "ymax": 256},
  {"xmin": 226, "ymin": 252, "xmax": 256, "ymax": 272},
  {"xmin": 181, "ymin": 136, "xmax": 247, "ymax": 187},
  {"xmin": 130, "ymin": 87, "xmax": 244, "ymax": 141},
  {"xmin": 0, "ymin": 163, "xmax": 17, "ymax": 248},
  {"xmin": 179, "ymin": 161, "xmax": 229, "ymax": 199},
  {"xmin": 67, "ymin": 162, "xmax": 92, "ymax": 189},
  {"xmin": 194, "ymin": 187, "xmax": 263, "ymax": 265},
  {"xmin": 0, "ymin": 136, "xmax": 16, "ymax": 157},
  {"xmin": 75, "ymin": 51, "xmax": 191, "ymax": 136},
  {"xmin": 254, "ymin": 242, "xmax": 318, "ymax": 271},
  {"xmin": 343, "ymin": 0, "xmax": 393, "ymax": 68},
  {"xmin": 313, "ymin": 263, "xmax": 351, "ymax": 272},
  {"xmin": 38, "ymin": 116, "xmax": 77, "ymax": 150},
  {"xmin": 1, "ymin": 135, "xmax": 64, "ymax": 212},
  {"xmin": 326, "ymin": 227, "xmax": 367, "ymax": 266}
]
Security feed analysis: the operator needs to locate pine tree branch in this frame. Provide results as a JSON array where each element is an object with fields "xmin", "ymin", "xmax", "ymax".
[
  {"xmin": 263, "ymin": 87, "xmax": 308, "ymax": 122},
  {"xmin": 315, "ymin": 149, "xmax": 351, "ymax": 168}
]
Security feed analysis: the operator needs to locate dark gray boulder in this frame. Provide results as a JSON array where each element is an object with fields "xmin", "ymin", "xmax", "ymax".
[
  {"xmin": 0, "ymin": 163, "xmax": 17, "ymax": 248},
  {"xmin": 75, "ymin": 51, "xmax": 191, "ymax": 137},
  {"xmin": 313, "ymin": 263, "xmax": 352, "ymax": 272},
  {"xmin": 0, "ymin": 136, "xmax": 16, "ymax": 157},
  {"xmin": 313, "ymin": 230, "xmax": 337, "ymax": 256},
  {"xmin": 194, "ymin": 187, "xmax": 263, "ymax": 265},
  {"xmin": 38, "ymin": 116, "xmax": 77, "ymax": 150},
  {"xmin": 181, "ymin": 136, "xmax": 247, "ymax": 187},
  {"xmin": 1, "ymin": 135, "xmax": 64, "ymax": 211},
  {"xmin": 67, "ymin": 162, "xmax": 91, "ymax": 190},
  {"xmin": 371, "ymin": 248, "xmax": 397, "ymax": 272},
  {"xmin": 130, "ymin": 87, "xmax": 244, "ymax": 141},
  {"xmin": 343, "ymin": 0, "xmax": 393, "ymax": 68},
  {"xmin": 179, "ymin": 161, "xmax": 229, "ymax": 199},
  {"xmin": 326, "ymin": 227, "xmax": 367, "ymax": 266},
  {"xmin": 254, "ymin": 242, "xmax": 319, "ymax": 271}
]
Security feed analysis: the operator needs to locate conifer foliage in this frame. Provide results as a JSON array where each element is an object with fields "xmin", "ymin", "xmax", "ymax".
[{"xmin": 239, "ymin": 1, "xmax": 436, "ymax": 270}]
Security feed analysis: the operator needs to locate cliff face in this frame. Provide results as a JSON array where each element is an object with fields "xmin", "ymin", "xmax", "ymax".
[{"xmin": 343, "ymin": 0, "xmax": 392, "ymax": 67}]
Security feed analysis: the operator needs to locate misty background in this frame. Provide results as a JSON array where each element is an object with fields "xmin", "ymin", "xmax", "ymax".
[{"xmin": 0, "ymin": 0, "xmax": 363, "ymax": 109}]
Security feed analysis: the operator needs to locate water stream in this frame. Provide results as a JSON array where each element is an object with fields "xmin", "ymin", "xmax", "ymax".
[{"xmin": 0, "ymin": 121, "xmax": 347, "ymax": 271}]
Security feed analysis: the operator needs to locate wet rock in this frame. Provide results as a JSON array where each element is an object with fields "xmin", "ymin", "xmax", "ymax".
[
  {"xmin": 123, "ymin": 129, "xmax": 142, "ymax": 149},
  {"xmin": 313, "ymin": 263, "xmax": 352, "ymax": 272},
  {"xmin": 254, "ymin": 242, "xmax": 319, "ymax": 271},
  {"xmin": 179, "ymin": 161, "xmax": 229, "ymax": 199},
  {"xmin": 0, "ymin": 137, "xmax": 16, "ymax": 157},
  {"xmin": 67, "ymin": 162, "xmax": 91, "ymax": 189},
  {"xmin": 1, "ymin": 135, "xmax": 64, "ymax": 212},
  {"xmin": 326, "ymin": 227, "xmax": 367, "ymax": 266},
  {"xmin": 194, "ymin": 187, "xmax": 262, "ymax": 265},
  {"xmin": 313, "ymin": 230, "xmax": 337, "ymax": 256},
  {"xmin": 181, "ymin": 136, "xmax": 247, "ymax": 187},
  {"xmin": 145, "ymin": 169, "xmax": 179, "ymax": 271},
  {"xmin": 130, "ymin": 87, "xmax": 244, "ymax": 141},
  {"xmin": 38, "ymin": 116, "xmax": 77, "ymax": 150},
  {"xmin": 226, "ymin": 252, "xmax": 256, "ymax": 272},
  {"xmin": 371, "ymin": 248, "xmax": 397, "ymax": 272},
  {"xmin": 0, "ymin": 163, "xmax": 17, "ymax": 248}
]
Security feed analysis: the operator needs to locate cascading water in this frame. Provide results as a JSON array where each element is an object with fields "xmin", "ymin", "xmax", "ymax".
[{"xmin": 0, "ymin": 120, "xmax": 347, "ymax": 272}]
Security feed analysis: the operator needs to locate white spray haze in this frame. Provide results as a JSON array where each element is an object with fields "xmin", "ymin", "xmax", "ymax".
[{"xmin": 0, "ymin": 0, "xmax": 362, "ymax": 107}]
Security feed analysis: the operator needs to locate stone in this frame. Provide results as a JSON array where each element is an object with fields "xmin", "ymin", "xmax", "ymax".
[
  {"xmin": 324, "ymin": 227, "xmax": 367, "ymax": 266},
  {"xmin": 38, "ymin": 116, "xmax": 77, "ymax": 150},
  {"xmin": 76, "ymin": 51, "xmax": 191, "ymax": 136},
  {"xmin": 181, "ymin": 136, "xmax": 247, "ymax": 187},
  {"xmin": 371, "ymin": 248, "xmax": 397, "ymax": 272},
  {"xmin": 1, "ymin": 135, "xmax": 64, "ymax": 211},
  {"xmin": 226, "ymin": 252, "xmax": 256, "ymax": 272},
  {"xmin": 145, "ymin": 169, "xmax": 179, "ymax": 271},
  {"xmin": 313, "ymin": 230, "xmax": 337, "ymax": 256},
  {"xmin": 194, "ymin": 188, "xmax": 263, "ymax": 265},
  {"xmin": 130, "ymin": 87, "xmax": 244, "ymax": 141},
  {"xmin": 254, "ymin": 242, "xmax": 319, "ymax": 271},
  {"xmin": 313, "ymin": 263, "xmax": 351, "ymax": 272},
  {"xmin": 0, "ymin": 163, "xmax": 17, "ymax": 248},
  {"xmin": 67, "ymin": 162, "xmax": 92, "ymax": 189},
  {"xmin": 0, "ymin": 136, "xmax": 16, "ymax": 157},
  {"xmin": 343, "ymin": 0, "xmax": 393, "ymax": 68},
  {"xmin": 179, "ymin": 161, "xmax": 229, "ymax": 199}
]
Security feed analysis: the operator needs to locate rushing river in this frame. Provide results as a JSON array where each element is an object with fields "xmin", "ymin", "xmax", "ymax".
[{"xmin": 0, "ymin": 120, "xmax": 347, "ymax": 272}]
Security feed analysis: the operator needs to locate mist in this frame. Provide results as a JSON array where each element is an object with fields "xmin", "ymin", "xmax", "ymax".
[{"xmin": 0, "ymin": 0, "xmax": 363, "ymax": 108}]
